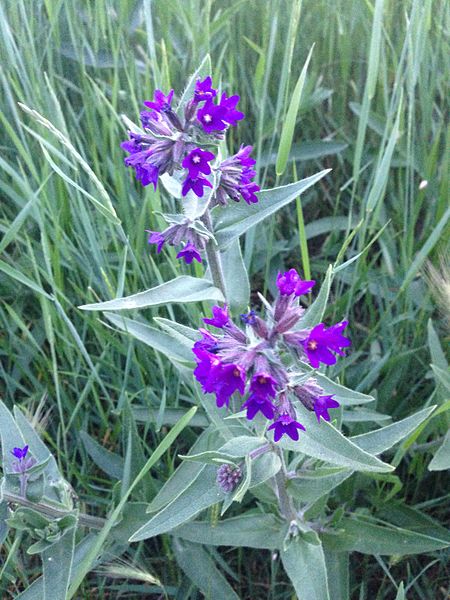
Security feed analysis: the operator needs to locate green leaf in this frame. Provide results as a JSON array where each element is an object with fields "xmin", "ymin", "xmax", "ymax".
[
  {"xmin": 80, "ymin": 431, "xmax": 124, "ymax": 479},
  {"xmin": 16, "ymin": 534, "xmax": 99, "ymax": 600},
  {"xmin": 181, "ymin": 437, "xmax": 267, "ymax": 465},
  {"xmin": 42, "ymin": 523, "xmax": 77, "ymax": 600},
  {"xmin": 79, "ymin": 276, "xmax": 224, "ymax": 311},
  {"xmin": 259, "ymin": 140, "xmax": 347, "ymax": 168},
  {"xmin": 213, "ymin": 169, "xmax": 331, "ymax": 249},
  {"xmin": 428, "ymin": 430, "xmax": 450, "ymax": 471},
  {"xmin": 175, "ymin": 513, "xmax": 283, "ymax": 549},
  {"xmin": 281, "ymin": 405, "xmax": 393, "ymax": 472},
  {"xmin": 0, "ymin": 259, "xmax": 52, "ymax": 300},
  {"xmin": 130, "ymin": 465, "xmax": 225, "ymax": 541},
  {"xmin": 376, "ymin": 502, "xmax": 450, "ymax": 544},
  {"xmin": 176, "ymin": 55, "xmax": 211, "ymax": 117},
  {"xmin": 296, "ymin": 265, "xmax": 333, "ymax": 329},
  {"xmin": 147, "ymin": 428, "xmax": 222, "ymax": 514},
  {"xmin": 350, "ymin": 406, "xmax": 436, "ymax": 454},
  {"xmin": 276, "ymin": 45, "xmax": 314, "ymax": 176},
  {"xmin": 287, "ymin": 468, "xmax": 352, "ymax": 504},
  {"xmin": 321, "ymin": 516, "xmax": 450, "ymax": 555},
  {"xmin": 292, "ymin": 370, "xmax": 375, "ymax": 406},
  {"xmin": 220, "ymin": 240, "xmax": 250, "ymax": 313},
  {"xmin": 281, "ymin": 537, "xmax": 330, "ymax": 600},
  {"xmin": 104, "ymin": 313, "xmax": 194, "ymax": 364},
  {"xmin": 133, "ymin": 405, "xmax": 209, "ymax": 428},
  {"xmin": 67, "ymin": 408, "xmax": 197, "ymax": 597},
  {"xmin": 131, "ymin": 452, "xmax": 281, "ymax": 541},
  {"xmin": 324, "ymin": 549, "xmax": 349, "ymax": 600},
  {"xmin": 173, "ymin": 539, "xmax": 240, "ymax": 600},
  {"xmin": 0, "ymin": 400, "xmax": 27, "ymax": 473}
]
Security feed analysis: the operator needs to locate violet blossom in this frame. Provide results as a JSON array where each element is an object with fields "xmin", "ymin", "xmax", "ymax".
[{"xmin": 192, "ymin": 269, "xmax": 350, "ymax": 442}]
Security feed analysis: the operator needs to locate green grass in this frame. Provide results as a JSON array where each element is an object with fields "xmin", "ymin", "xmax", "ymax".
[{"xmin": 0, "ymin": 0, "xmax": 449, "ymax": 597}]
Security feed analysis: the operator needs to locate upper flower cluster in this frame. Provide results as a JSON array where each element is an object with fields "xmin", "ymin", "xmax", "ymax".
[
  {"xmin": 121, "ymin": 76, "xmax": 260, "ymax": 264},
  {"xmin": 192, "ymin": 268, "xmax": 350, "ymax": 442}
]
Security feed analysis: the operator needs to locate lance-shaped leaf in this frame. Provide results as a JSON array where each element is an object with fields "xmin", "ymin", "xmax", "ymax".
[
  {"xmin": 295, "ymin": 265, "xmax": 333, "ymax": 329},
  {"xmin": 173, "ymin": 539, "xmax": 240, "ymax": 600},
  {"xmin": 104, "ymin": 313, "xmax": 195, "ymax": 365},
  {"xmin": 321, "ymin": 516, "xmax": 450, "ymax": 555},
  {"xmin": 350, "ymin": 406, "xmax": 436, "ymax": 455},
  {"xmin": 280, "ymin": 405, "xmax": 393, "ymax": 472},
  {"xmin": 174, "ymin": 513, "xmax": 283, "ymax": 549},
  {"xmin": 287, "ymin": 468, "xmax": 352, "ymax": 504},
  {"xmin": 130, "ymin": 453, "xmax": 280, "ymax": 541},
  {"xmin": 428, "ymin": 430, "xmax": 450, "ymax": 471},
  {"xmin": 220, "ymin": 239, "xmax": 250, "ymax": 313},
  {"xmin": 281, "ymin": 537, "xmax": 330, "ymax": 600},
  {"xmin": 213, "ymin": 169, "xmax": 330, "ymax": 249},
  {"xmin": 42, "ymin": 524, "xmax": 77, "ymax": 600},
  {"xmin": 79, "ymin": 276, "xmax": 224, "ymax": 311}
]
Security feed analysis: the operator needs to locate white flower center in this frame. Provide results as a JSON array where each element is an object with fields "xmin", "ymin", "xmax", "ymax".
[
  {"xmin": 203, "ymin": 114, "xmax": 212, "ymax": 123},
  {"xmin": 192, "ymin": 155, "xmax": 201, "ymax": 163}
]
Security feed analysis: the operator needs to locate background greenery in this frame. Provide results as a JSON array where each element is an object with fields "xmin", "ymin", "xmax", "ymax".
[{"xmin": 0, "ymin": 0, "xmax": 448, "ymax": 597}]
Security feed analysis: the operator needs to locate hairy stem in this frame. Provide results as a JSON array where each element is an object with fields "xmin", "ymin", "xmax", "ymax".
[
  {"xmin": 202, "ymin": 210, "xmax": 227, "ymax": 297},
  {"xmin": 274, "ymin": 450, "xmax": 297, "ymax": 522},
  {"xmin": 3, "ymin": 491, "xmax": 106, "ymax": 530}
]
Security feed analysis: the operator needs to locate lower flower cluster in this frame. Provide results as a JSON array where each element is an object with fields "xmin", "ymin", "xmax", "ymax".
[{"xmin": 192, "ymin": 269, "xmax": 350, "ymax": 442}]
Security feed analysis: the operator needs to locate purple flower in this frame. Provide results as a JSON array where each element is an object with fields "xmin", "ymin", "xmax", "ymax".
[
  {"xmin": 268, "ymin": 415, "xmax": 306, "ymax": 442},
  {"xmin": 302, "ymin": 321, "xmax": 351, "ymax": 368},
  {"xmin": 194, "ymin": 328, "xmax": 219, "ymax": 353},
  {"xmin": 193, "ymin": 351, "xmax": 246, "ymax": 408},
  {"xmin": 176, "ymin": 242, "xmax": 202, "ymax": 264},
  {"xmin": 242, "ymin": 394, "xmax": 276, "ymax": 420},
  {"xmin": 216, "ymin": 463, "xmax": 242, "ymax": 493},
  {"xmin": 182, "ymin": 148, "xmax": 215, "ymax": 178},
  {"xmin": 214, "ymin": 145, "xmax": 260, "ymax": 206},
  {"xmin": 239, "ymin": 182, "xmax": 260, "ymax": 205},
  {"xmin": 11, "ymin": 445, "xmax": 29, "ymax": 460},
  {"xmin": 197, "ymin": 101, "xmax": 228, "ymax": 133},
  {"xmin": 240, "ymin": 310, "xmax": 256, "ymax": 325},
  {"xmin": 276, "ymin": 269, "xmax": 315, "ymax": 297},
  {"xmin": 214, "ymin": 363, "xmax": 246, "ymax": 407},
  {"xmin": 194, "ymin": 76, "xmax": 217, "ymax": 102},
  {"xmin": 249, "ymin": 373, "xmax": 277, "ymax": 399},
  {"xmin": 314, "ymin": 395, "xmax": 340, "ymax": 422},
  {"xmin": 143, "ymin": 89, "xmax": 174, "ymax": 112},
  {"xmin": 181, "ymin": 176, "xmax": 213, "ymax": 198},
  {"xmin": 146, "ymin": 230, "xmax": 165, "ymax": 253},
  {"xmin": 193, "ymin": 350, "xmax": 220, "ymax": 393},
  {"xmin": 218, "ymin": 92, "xmax": 244, "ymax": 126},
  {"xmin": 203, "ymin": 305, "xmax": 230, "ymax": 329}
]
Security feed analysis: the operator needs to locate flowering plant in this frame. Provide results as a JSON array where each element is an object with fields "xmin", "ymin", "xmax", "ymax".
[{"xmin": 1, "ymin": 58, "xmax": 447, "ymax": 599}]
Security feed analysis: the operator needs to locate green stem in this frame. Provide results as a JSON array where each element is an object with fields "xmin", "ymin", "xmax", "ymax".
[
  {"xmin": 202, "ymin": 210, "xmax": 227, "ymax": 298},
  {"xmin": 3, "ymin": 491, "xmax": 106, "ymax": 530},
  {"xmin": 274, "ymin": 450, "xmax": 297, "ymax": 522}
]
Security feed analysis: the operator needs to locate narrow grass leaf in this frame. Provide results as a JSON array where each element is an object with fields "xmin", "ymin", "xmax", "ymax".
[{"xmin": 276, "ymin": 45, "xmax": 314, "ymax": 176}]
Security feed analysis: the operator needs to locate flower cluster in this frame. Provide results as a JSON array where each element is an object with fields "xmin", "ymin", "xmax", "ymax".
[
  {"xmin": 121, "ymin": 76, "xmax": 260, "ymax": 263},
  {"xmin": 192, "ymin": 269, "xmax": 350, "ymax": 442}
]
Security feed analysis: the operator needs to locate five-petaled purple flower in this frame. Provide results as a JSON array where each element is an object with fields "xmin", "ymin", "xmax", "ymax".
[
  {"xmin": 182, "ymin": 148, "xmax": 215, "ymax": 179},
  {"xmin": 277, "ymin": 269, "xmax": 315, "ymax": 297},
  {"xmin": 268, "ymin": 415, "xmax": 306, "ymax": 442},
  {"xmin": 176, "ymin": 242, "xmax": 202, "ymax": 264},
  {"xmin": 314, "ymin": 395, "xmax": 340, "ymax": 422},
  {"xmin": 242, "ymin": 395, "xmax": 276, "ymax": 420},
  {"xmin": 182, "ymin": 176, "xmax": 213, "ymax": 198},
  {"xmin": 302, "ymin": 321, "xmax": 351, "ymax": 368},
  {"xmin": 194, "ymin": 76, "xmax": 217, "ymax": 102},
  {"xmin": 144, "ymin": 89, "xmax": 174, "ymax": 112}
]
